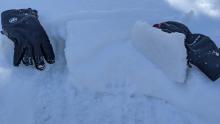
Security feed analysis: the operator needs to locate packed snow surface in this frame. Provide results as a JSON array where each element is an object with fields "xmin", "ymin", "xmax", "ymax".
[{"xmin": 0, "ymin": 0, "xmax": 220, "ymax": 124}]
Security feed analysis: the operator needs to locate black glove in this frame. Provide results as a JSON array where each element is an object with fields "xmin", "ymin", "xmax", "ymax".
[
  {"xmin": 153, "ymin": 21, "xmax": 192, "ymax": 37},
  {"xmin": 1, "ymin": 8, "xmax": 55, "ymax": 70},
  {"xmin": 153, "ymin": 21, "xmax": 220, "ymax": 81}
]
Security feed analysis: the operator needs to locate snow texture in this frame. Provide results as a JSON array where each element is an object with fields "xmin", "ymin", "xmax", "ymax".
[
  {"xmin": 132, "ymin": 21, "xmax": 187, "ymax": 83},
  {"xmin": 0, "ymin": 0, "xmax": 220, "ymax": 124}
]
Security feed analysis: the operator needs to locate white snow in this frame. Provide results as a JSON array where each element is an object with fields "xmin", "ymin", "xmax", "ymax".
[
  {"xmin": 0, "ymin": 0, "xmax": 220, "ymax": 124},
  {"xmin": 132, "ymin": 21, "xmax": 187, "ymax": 83}
]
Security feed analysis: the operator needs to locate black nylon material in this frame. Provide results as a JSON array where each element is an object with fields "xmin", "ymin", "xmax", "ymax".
[
  {"xmin": 1, "ymin": 8, "xmax": 55, "ymax": 70},
  {"xmin": 153, "ymin": 21, "xmax": 220, "ymax": 81}
]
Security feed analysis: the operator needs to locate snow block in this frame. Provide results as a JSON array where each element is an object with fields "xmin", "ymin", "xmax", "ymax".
[{"xmin": 132, "ymin": 21, "xmax": 187, "ymax": 83}]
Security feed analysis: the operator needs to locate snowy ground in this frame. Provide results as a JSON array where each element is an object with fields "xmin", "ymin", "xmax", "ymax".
[{"xmin": 0, "ymin": 0, "xmax": 220, "ymax": 124}]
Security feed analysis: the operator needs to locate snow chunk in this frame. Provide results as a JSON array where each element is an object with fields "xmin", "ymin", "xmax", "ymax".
[{"xmin": 132, "ymin": 21, "xmax": 187, "ymax": 83}]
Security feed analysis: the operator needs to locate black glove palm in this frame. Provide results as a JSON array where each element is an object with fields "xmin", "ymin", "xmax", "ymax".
[{"xmin": 1, "ymin": 8, "xmax": 55, "ymax": 70}]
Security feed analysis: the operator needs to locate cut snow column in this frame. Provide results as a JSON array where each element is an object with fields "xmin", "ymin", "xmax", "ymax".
[{"xmin": 132, "ymin": 21, "xmax": 187, "ymax": 83}]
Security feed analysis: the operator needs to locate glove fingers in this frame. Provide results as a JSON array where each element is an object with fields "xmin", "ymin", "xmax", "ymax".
[
  {"xmin": 41, "ymin": 42, "xmax": 55, "ymax": 64},
  {"xmin": 22, "ymin": 47, "xmax": 33, "ymax": 66},
  {"xmin": 13, "ymin": 45, "xmax": 25, "ymax": 66},
  {"xmin": 33, "ymin": 46, "xmax": 45, "ymax": 70}
]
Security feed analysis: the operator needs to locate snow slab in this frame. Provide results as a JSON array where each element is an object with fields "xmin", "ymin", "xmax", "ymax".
[{"xmin": 132, "ymin": 21, "xmax": 187, "ymax": 83}]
